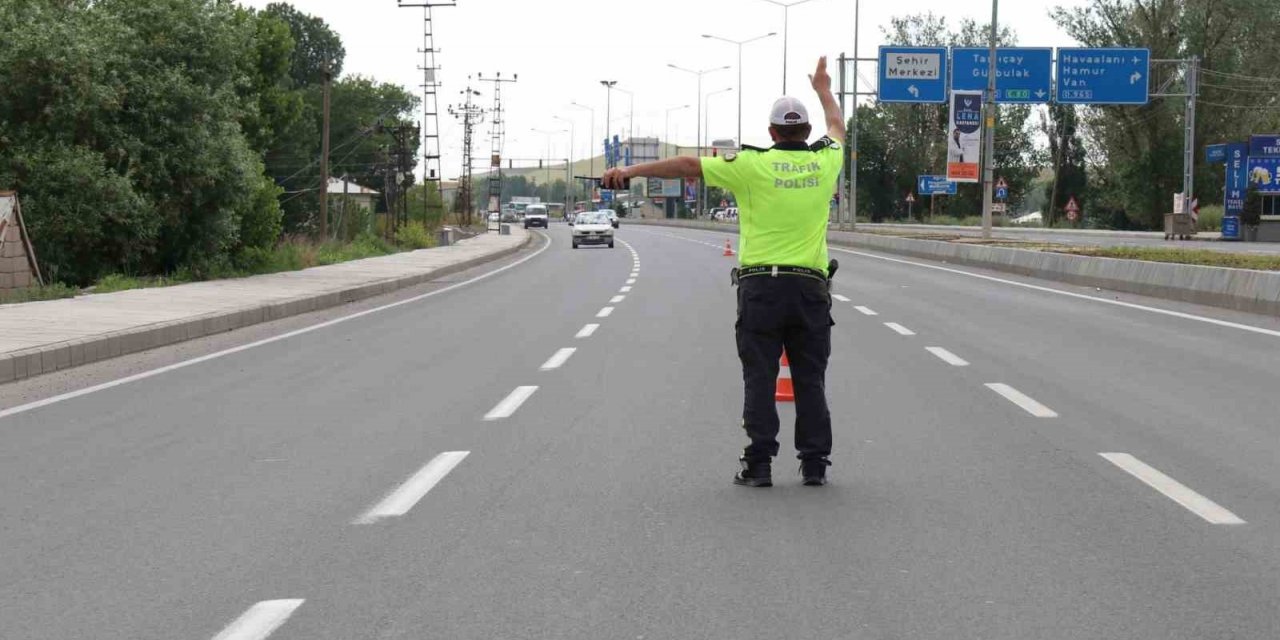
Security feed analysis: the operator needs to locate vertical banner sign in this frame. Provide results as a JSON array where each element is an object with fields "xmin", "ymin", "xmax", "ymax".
[
  {"xmin": 1225, "ymin": 143, "xmax": 1248, "ymax": 216},
  {"xmin": 683, "ymin": 177, "xmax": 698, "ymax": 204},
  {"xmin": 947, "ymin": 90, "xmax": 982, "ymax": 183}
]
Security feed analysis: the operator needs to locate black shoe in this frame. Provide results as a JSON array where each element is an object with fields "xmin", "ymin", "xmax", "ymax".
[
  {"xmin": 800, "ymin": 458, "xmax": 830, "ymax": 486},
  {"xmin": 733, "ymin": 457, "xmax": 772, "ymax": 487}
]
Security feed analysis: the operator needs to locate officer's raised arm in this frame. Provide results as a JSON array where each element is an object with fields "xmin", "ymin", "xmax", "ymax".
[
  {"xmin": 809, "ymin": 56, "xmax": 845, "ymax": 144},
  {"xmin": 602, "ymin": 157, "xmax": 702, "ymax": 190}
]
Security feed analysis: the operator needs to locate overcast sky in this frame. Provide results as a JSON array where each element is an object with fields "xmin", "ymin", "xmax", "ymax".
[{"xmin": 239, "ymin": 0, "xmax": 1088, "ymax": 180}]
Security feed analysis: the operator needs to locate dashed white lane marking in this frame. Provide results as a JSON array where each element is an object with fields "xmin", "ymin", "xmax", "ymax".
[
  {"xmin": 884, "ymin": 322, "xmax": 916, "ymax": 336},
  {"xmin": 626, "ymin": 278, "xmax": 637, "ymax": 284},
  {"xmin": 597, "ymin": 306, "xmax": 615, "ymax": 318},
  {"xmin": 354, "ymin": 451, "xmax": 470, "ymax": 525},
  {"xmin": 576, "ymin": 324, "xmax": 599, "ymax": 339},
  {"xmin": 212, "ymin": 599, "xmax": 305, "ymax": 640},
  {"xmin": 854, "ymin": 306, "xmax": 878, "ymax": 316},
  {"xmin": 985, "ymin": 383, "xmax": 1058, "ymax": 418},
  {"xmin": 540, "ymin": 348, "xmax": 577, "ymax": 371},
  {"xmin": 484, "ymin": 386, "xmax": 539, "ymax": 421},
  {"xmin": 832, "ymin": 294, "xmax": 851, "ymax": 302},
  {"xmin": 925, "ymin": 347, "xmax": 969, "ymax": 366},
  {"xmin": 827, "ymin": 245, "xmax": 1280, "ymax": 340},
  {"xmin": 0, "ymin": 232, "xmax": 555, "ymax": 422},
  {"xmin": 610, "ymin": 295, "xmax": 626, "ymax": 303},
  {"xmin": 1100, "ymin": 453, "xmax": 1246, "ymax": 525},
  {"xmin": 620, "ymin": 286, "xmax": 632, "ymax": 293}
]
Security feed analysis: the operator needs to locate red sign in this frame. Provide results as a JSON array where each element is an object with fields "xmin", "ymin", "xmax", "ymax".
[
  {"xmin": 720, "ymin": 199, "xmax": 729, "ymax": 208},
  {"xmin": 996, "ymin": 176, "xmax": 1009, "ymax": 189},
  {"xmin": 905, "ymin": 193, "xmax": 915, "ymax": 203},
  {"xmin": 1065, "ymin": 196, "xmax": 1080, "ymax": 213}
]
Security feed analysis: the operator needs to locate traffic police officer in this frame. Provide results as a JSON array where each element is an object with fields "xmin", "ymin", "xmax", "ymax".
[{"xmin": 603, "ymin": 56, "xmax": 845, "ymax": 487}]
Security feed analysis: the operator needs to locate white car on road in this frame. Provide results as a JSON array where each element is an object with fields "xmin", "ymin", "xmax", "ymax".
[{"xmin": 572, "ymin": 212, "xmax": 615, "ymax": 249}]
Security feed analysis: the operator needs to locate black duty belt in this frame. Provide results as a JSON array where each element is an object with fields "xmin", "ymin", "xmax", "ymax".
[{"xmin": 736, "ymin": 265, "xmax": 827, "ymax": 282}]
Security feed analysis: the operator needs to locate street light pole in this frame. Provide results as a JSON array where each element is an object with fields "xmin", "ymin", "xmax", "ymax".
[
  {"xmin": 553, "ymin": 115, "xmax": 575, "ymax": 210},
  {"xmin": 664, "ymin": 104, "xmax": 690, "ymax": 158},
  {"xmin": 703, "ymin": 87, "xmax": 734, "ymax": 215},
  {"xmin": 760, "ymin": 0, "xmax": 815, "ymax": 94},
  {"xmin": 703, "ymin": 32, "xmax": 776, "ymax": 147},
  {"xmin": 669, "ymin": 64, "xmax": 729, "ymax": 217},
  {"xmin": 569, "ymin": 101, "xmax": 595, "ymax": 203}
]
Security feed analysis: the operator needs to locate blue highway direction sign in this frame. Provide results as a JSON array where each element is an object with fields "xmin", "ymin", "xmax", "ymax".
[
  {"xmin": 952, "ymin": 47, "xmax": 1052, "ymax": 103},
  {"xmin": 1205, "ymin": 144, "xmax": 1227, "ymax": 164},
  {"xmin": 1056, "ymin": 48, "xmax": 1150, "ymax": 105},
  {"xmin": 879, "ymin": 47, "xmax": 948, "ymax": 103},
  {"xmin": 917, "ymin": 175, "xmax": 958, "ymax": 196}
]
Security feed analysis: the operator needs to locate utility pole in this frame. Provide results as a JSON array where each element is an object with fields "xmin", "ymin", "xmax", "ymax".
[
  {"xmin": 980, "ymin": 0, "xmax": 998, "ymax": 240},
  {"xmin": 397, "ymin": 1, "xmax": 455, "ymax": 226},
  {"xmin": 479, "ymin": 72, "xmax": 517, "ymax": 228},
  {"xmin": 449, "ymin": 81, "xmax": 485, "ymax": 226},
  {"xmin": 319, "ymin": 62, "xmax": 332, "ymax": 240}
]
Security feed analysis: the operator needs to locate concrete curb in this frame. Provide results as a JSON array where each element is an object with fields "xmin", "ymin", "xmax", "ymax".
[
  {"xmin": 0, "ymin": 232, "xmax": 534, "ymax": 385},
  {"xmin": 632, "ymin": 219, "xmax": 1280, "ymax": 316}
]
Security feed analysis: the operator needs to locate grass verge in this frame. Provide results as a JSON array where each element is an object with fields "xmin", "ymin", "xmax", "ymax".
[
  {"xmin": 1051, "ymin": 247, "xmax": 1280, "ymax": 271},
  {"xmin": 0, "ymin": 283, "xmax": 80, "ymax": 305}
]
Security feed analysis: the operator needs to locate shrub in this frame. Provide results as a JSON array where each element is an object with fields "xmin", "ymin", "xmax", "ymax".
[{"xmin": 394, "ymin": 222, "xmax": 436, "ymax": 250}]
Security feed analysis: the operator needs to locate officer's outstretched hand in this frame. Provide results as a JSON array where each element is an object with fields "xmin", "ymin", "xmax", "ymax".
[
  {"xmin": 602, "ymin": 167, "xmax": 629, "ymax": 190},
  {"xmin": 809, "ymin": 56, "xmax": 832, "ymax": 95}
]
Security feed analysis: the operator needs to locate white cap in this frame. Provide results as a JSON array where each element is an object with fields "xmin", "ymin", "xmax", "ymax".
[{"xmin": 769, "ymin": 97, "xmax": 809, "ymax": 126}]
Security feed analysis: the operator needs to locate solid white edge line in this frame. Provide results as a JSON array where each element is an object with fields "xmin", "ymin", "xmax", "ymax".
[
  {"xmin": 597, "ymin": 306, "xmax": 615, "ymax": 318},
  {"xmin": 212, "ymin": 599, "xmax": 305, "ymax": 640},
  {"xmin": 854, "ymin": 306, "xmax": 878, "ymax": 316},
  {"xmin": 884, "ymin": 322, "xmax": 916, "ymax": 336},
  {"xmin": 610, "ymin": 295, "xmax": 626, "ymax": 303},
  {"xmin": 829, "ymin": 245, "xmax": 1280, "ymax": 339},
  {"xmin": 1099, "ymin": 453, "xmax": 1246, "ymax": 525},
  {"xmin": 354, "ymin": 451, "xmax": 470, "ymax": 525},
  {"xmin": 484, "ymin": 386, "xmax": 538, "ymax": 421},
  {"xmin": 575, "ymin": 324, "xmax": 599, "ymax": 339},
  {"xmin": 539, "ymin": 347, "xmax": 577, "ymax": 371},
  {"xmin": 832, "ymin": 294, "xmax": 851, "ymax": 302},
  {"xmin": 925, "ymin": 346, "xmax": 970, "ymax": 366},
  {"xmin": 985, "ymin": 383, "xmax": 1059, "ymax": 418},
  {"xmin": 0, "ymin": 232, "xmax": 555, "ymax": 422}
]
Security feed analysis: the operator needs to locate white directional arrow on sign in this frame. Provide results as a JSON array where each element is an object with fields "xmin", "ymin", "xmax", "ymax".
[
  {"xmin": 907, "ymin": 85, "xmax": 920, "ymax": 98},
  {"xmin": 1035, "ymin": 89, "xmax": 1047, "ymax": 99},
  {"xmin": 1129, "ymin": 72, "xmax": 1143, "ymax": 85}
]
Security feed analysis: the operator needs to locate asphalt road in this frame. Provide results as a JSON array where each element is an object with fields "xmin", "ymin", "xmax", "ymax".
[{"xmin": 2, "ymin": 223, "xmax": 1280, "ymax": 639}]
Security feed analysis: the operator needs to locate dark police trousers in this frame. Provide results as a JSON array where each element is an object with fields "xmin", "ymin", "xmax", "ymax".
[{"xmin": 735, "ymin": 274, "xmax": 833, "ymax": 463}]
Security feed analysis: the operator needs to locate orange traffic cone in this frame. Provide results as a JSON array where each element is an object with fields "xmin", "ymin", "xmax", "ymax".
[
  {"xmin": 723, "ymin": 239, "xmax": 735, "ymax": 257},
  {"xmin": 775, "ymin": 350, "xmax": 795, "ymax": 402}
]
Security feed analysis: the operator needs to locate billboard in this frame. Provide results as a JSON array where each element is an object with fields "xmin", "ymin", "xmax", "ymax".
[{"xmin": 947, "ymin": 90, "xmax": 982, "ymax": 183}]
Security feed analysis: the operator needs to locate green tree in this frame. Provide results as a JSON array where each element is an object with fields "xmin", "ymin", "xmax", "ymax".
[
  {"xmin": 264, "ymin": 2, "xmax": 345, "ymax": 88},
  {"xmin": 1051, "ymin": 0, "xmax": 1280, "ymax": 229},
  {"xmin": 853, "ymin": 14, "xmax": 1040, "ymax": 220},
  {"xmin": 0, "ymin": 0, "xmax": 282, "ymax": 283},
  {"xmin": 1041, "ymin": 104, "xmax": 1088, "ymax": 227}
]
